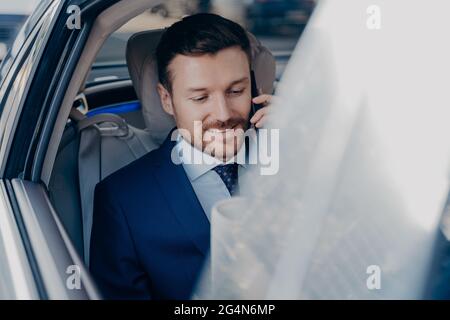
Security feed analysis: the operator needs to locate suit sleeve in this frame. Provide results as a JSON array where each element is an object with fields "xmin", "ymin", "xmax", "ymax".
[{"xmin": 89, "ymin": 181, "xmax": 152, "ymax": 300}]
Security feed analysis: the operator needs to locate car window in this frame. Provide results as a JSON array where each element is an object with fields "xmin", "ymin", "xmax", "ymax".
[
  {"xmin": 0, "ymin": 1, "xmax": 59, "ymax": 167},
  {"xmin": 0, "ymin": 0, "xmax": 51, "ymax": 81},
  {"xmin": 86, "ymin": 1, "xmax": 316, "ymax": 87},
  {"xmin": 0, "ymin": 0, "xmax": 41, "ymax": 60},
  {"xmin": 86, "ymin": 11, "xmax": 178, "ymax": 85}
]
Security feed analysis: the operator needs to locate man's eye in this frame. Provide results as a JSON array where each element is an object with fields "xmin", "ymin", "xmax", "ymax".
[
  {"xmin": 229, "ymin": 89, "xmax": 244, "ymax": 96},
  {"xmin": 191, "ymin": 96, "xmax": 208, "ymax": 103}
]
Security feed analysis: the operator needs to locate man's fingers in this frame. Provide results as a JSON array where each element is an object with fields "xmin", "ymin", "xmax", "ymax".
[
  {"xmin": 250, "ymin": 94, "xmax": 275, "ymax": 128},
  {"xmin": 250, "ymin": 107, "xmax": 267, "ymax": 124},
  {"xmin": 255, "ymin": 117, "xmax": 267, "ymax": 128},
  {"xmin": 252, "ymin": 94, "xmax": 273, "ymax": 105}
]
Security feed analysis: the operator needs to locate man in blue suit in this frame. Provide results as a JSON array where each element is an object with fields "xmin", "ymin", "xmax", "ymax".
[{"xmin": 90, "ymin": 13, "xmax": 272, "ymax": 300}]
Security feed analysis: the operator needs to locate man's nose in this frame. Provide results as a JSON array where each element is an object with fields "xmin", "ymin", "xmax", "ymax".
[{"xmin": 213, "ymin": 94, "xmax": 231, "ymax": 123}]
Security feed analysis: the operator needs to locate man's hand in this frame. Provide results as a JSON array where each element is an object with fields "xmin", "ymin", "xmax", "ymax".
[{"xmin": 249, "ymin": 94, "xmax": 275, "ymax": 128}]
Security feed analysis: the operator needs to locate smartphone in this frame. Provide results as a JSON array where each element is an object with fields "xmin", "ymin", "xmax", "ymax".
[
  {"xmin": 245, "ymin": 70, "xmax": 263, "ymax": 163},
  {"xmin": 249, "ymin": 70, "xmax": 264, "ymax": 128}
]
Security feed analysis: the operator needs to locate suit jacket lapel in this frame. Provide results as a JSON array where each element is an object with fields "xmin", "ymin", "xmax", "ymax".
[{"xmin": 152, "ymin": 133, "xmax": 210, "ymax": 256}]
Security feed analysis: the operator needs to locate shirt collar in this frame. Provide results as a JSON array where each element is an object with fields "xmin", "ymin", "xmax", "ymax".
[{"xmin": 176, "ymin": 134, "xmax": 248, "ymax": 181}]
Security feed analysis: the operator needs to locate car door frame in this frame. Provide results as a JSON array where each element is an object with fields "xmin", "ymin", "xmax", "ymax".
[
  {"xmin": 0, "ymin": 0, "xmax": 65, "ymax": 300},
  {"xmin": 0, "ymin": 0, "xmax": 122, "ymax": 299}
]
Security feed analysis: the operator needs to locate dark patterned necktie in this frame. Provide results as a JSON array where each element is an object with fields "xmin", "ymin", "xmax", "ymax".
[{"xmin": 212, "ymin": 163, "xmax": 239, "ymax": 196}]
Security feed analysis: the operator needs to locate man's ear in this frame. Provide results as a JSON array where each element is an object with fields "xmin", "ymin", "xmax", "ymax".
[{"xmin": 157, "ymin": 83, "xmax": 174, "ymax": 116}]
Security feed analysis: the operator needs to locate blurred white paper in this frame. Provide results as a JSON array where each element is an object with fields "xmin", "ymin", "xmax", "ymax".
[{"xmin": 195, "ymin": 0, "xmax": 450, "ymax": 299}]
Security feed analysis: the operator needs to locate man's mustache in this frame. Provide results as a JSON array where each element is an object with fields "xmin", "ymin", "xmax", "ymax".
[{"xmin": 202, "ymin": 117, "xmax": 247, "ymax": 131}]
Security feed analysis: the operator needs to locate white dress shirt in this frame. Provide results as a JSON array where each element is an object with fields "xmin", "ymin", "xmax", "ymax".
[{"xmin": 175, "ymin": 134, "xmax": 250, "ymax": 221}]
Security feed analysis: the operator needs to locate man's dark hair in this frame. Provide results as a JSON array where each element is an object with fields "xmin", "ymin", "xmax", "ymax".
[{"xmin": 155, "ymin": 13, "xmax": 251, "ymax": 92}]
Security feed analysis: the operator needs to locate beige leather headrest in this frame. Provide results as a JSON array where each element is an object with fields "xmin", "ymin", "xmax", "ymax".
[{"xmin": 126, "ymin": 28, "xmax": 276, "ymax": 145}]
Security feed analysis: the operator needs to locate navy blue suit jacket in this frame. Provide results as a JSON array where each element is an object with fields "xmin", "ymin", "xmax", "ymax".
[{"xmin": 89, "ymin": 132, "xmax": 210, "ymax": 300}]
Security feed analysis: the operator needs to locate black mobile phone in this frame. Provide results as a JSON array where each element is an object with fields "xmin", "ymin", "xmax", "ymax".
[
  {"xmin": 245, "ymin": 70, "xmax": 263, "ymax": 163},
  {"xmin": 249, "ymin": 70, "xmax": 263, "ymax": 127}
]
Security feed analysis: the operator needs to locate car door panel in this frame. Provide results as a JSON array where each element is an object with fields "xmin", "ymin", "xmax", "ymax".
[
  {"xmin": 0, "ymin": 180, "xmax": 38, "ymax": 299},
  {"xmin": 10, "ymin": 179, "xmax": 100, "ymax": 299}
]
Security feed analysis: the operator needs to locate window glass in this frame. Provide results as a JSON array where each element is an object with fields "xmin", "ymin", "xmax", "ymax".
[{"xmin": 88, "ymin": 0, "xmax": 317, "ymax": 86}]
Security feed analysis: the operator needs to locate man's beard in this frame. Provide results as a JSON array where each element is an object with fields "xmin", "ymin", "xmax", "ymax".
[{"xmin": 201, "ymin": 117, "xmax": 248, "ymax": 161}]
